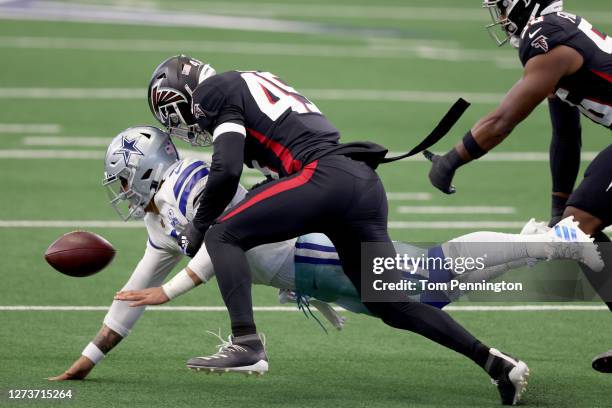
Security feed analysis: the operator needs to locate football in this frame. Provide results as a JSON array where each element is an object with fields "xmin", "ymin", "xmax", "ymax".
[{"xmin": 44, "ymin": 231, "xmax": 116, "ymax": 277}]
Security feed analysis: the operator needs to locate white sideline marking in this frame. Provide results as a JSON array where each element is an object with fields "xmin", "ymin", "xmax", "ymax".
[
  {"xmin": 0, "ymin": 87, "xmax": 507, "ymax": 104},
  {"xmin": 397, "ymin": 206, "xmax": 516, "ymax": 215},
  {"xmin": 0, "ymin": 123, "xmax": 60, "ymax": 133},
  {"xmin": 1, "ymin": 220, "xmax": 609, "ymax": 233},
  {"xmin": 0, "ymin": 305, "xmax": 606, "ymax": 312},
  {"xmin": 387, "ymin": 192, "xmax": 432, "ymax": 201}
]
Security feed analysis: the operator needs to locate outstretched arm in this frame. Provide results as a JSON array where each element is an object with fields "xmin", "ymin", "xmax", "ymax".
[
  {"xmin": 48, "ymin": 245, "xmax": 182, "ymax": 381},
  {"xmin": 427, "ymin": 45, "xmax": 583, "ymax": 194}
]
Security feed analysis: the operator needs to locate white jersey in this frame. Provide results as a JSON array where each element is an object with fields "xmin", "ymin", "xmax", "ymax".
[
  {"xmin": 144, "ymin": 158, "xmax": 296, "ymax": 285},
  {"xmin": 103, "ymin": 157, "xmax": 296, "ymax": 337}
]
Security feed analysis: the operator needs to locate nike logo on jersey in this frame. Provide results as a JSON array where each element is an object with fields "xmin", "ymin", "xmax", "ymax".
[
  {"xmin": 528, "ymin": 28, "xmax": 543, "ymax": 39},
  {"xmin": 607, "ymin": 180, "xmax": 612, "ymax": 192}
]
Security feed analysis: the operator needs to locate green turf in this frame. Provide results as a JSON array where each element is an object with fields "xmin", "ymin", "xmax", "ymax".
[{"xmin": 0, "ymin": 1, "xmax": 610, "ymax": 406}]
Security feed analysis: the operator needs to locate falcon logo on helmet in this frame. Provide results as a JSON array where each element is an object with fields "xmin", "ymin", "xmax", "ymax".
[
  {"xmin": 147, "ymin": 55, "xmax": 217, "ymax": 147},
  {"xmin": 483, "ymin": 0, "xmax": 564, "ymax": 47}
]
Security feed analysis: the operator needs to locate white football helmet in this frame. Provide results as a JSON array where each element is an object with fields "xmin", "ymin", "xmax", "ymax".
[{"xmin": 103, "ymin": 126, "xmax": 179, "ymax": 220}]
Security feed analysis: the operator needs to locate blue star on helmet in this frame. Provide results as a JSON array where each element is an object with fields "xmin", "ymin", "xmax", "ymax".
[{"xmin": 114, "ymin": 137, "xmax": 144, "ymax": 166}]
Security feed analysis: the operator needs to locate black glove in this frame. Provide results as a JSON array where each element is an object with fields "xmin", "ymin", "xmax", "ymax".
[
  {"xmin": 176, "ymin": 223, "xmax": 206, "ymax": 258},
  {"xmin": 423, "ymin": 150, "xmax": 458, "ymax": 194},
  {"xmin": 548, "ymin": 194, "xmax": 569, "ymax": 227}
]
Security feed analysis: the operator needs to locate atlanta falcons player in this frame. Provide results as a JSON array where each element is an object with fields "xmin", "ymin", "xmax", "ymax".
[
  {"xmin": 49, "ymin": 127, "xmax": 602, "ymax": 401},
  {"xmin": 424, "ymin": 0, "xmax": 611, "ymax": 373}
]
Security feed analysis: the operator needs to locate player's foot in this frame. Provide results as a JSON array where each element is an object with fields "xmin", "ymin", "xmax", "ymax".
[
  {"xmin": 520, "ymin": 218, "xmax": 550, "ymax": 235},
  {"xmin": 546, "ymin": 217, "xmax": 604, "ymax": 272},
  {"xmin": 486, "ymin": 348, "xmax": 529, "ymax": 405},
  {"xmin": 187, "ymin": 333, "xmax": 268, "ymax": 375},
  {"xmin": 592, "ymin": 350, "xmax": 612, "ymax": 373}
]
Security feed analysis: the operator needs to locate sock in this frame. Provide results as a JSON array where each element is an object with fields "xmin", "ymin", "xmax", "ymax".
[
  {"xmin": 474, "ymin": 341, "xmax": 491, "ymax": 369},
  {"xmin": 231, "ymin": 322, "xmax": 257, "ymax": 338}
]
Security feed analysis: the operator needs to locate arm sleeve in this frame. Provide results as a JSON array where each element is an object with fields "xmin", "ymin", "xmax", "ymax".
[
  {"xmin": 548, "ymin": 96, "xmax": 582, "ymax": 194},
  {"xmin": 187, "ymin": 242, "xmax": 215, "ymax": 283},
  {"xmin": 191, "ymin": 127, "xmax": 245, "ymax": 231},
  {"xmin": 103, "ymin": 245, "xmax": 182, "ymax": 337}
]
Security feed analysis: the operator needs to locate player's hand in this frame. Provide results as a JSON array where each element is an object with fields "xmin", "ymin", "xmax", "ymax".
[
  {"xmin": 48, "ymin": 356, "xmax": 94, "ymax": 381},
  {"xmin": 423, "ymin": 150, "xmax": 457, "ymax": 194},
  {"xmin": 176, "ymin": 223, "xmax": 205, "ymax": 257},
  {"xmin": 114, "ymin": 287, "xmax": 170, "ymax": 307}
]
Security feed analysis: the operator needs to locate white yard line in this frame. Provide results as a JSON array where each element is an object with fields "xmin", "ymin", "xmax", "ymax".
[
  {"xmin": 22, "ymin": 136, "xmax": 110, "ymax": 146},
  {"xmin": 0, "ymin": 305, "xmax": 606, "ymax": 312},
  {"xmin": 387, "ymin": 192, "xmax": 432, "ymax": 201},
  {"xmin": 0, "ymin": 1, "xmax": 323, "ymax": 34},
  {"xmin": 388, "ymin": 221, "xmax": 527, "ymax": 230},
  {"xmin": 0, "ymin": 149, "xmax": 600, "ymax": 163},
  {"xmin": 0, "ymin": 36, "xmax": 518, "ymax": 67},
  {"xmin": 0, "ymin": 219, "xmax": 609, "ymax": 233},
  {"xmin": 0, "ymin": 123, "xmax": 60, "ymax": 133},
  {"xmin": 0, "ymin": 87, "xmax": 508, "ymax": 104},
  {"xmin": 397, "ymin": 206, "xmax": 516, "ymax": 215}
]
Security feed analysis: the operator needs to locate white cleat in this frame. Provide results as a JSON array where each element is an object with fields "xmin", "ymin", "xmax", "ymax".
[
  {"xmin": 547, "ymin": 216, "xmax": 604, "ymax": 272},
  {"xmin": 520, "ymin": 218, "xmax": 550, "ymax": 235},
  {"xmin": 487, "ymin": 348, "xmax": 530, "ymax": 405}
]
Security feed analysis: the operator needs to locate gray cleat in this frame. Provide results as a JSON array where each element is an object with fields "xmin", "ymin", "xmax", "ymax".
[{"xmin": 187, "ymin": 332, "xmax": 268, "ymax": 375}]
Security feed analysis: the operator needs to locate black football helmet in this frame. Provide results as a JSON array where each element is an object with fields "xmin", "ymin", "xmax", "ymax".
[
  {"xmin": 483, "ymin": 0, "xmax": 563, "ymax": 47},
  {"xmin": 148, "ymin": 55, "xmax": 216, "ymax": 146}
]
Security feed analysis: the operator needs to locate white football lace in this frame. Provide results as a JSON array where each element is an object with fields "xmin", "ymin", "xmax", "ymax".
[
  {"xmin": 205, "ymin": 329, "xmax": 266, "ymax": 356},
  {"xmin": 206, "ymin": 329, "xmax": 247, "ymax": 355}
]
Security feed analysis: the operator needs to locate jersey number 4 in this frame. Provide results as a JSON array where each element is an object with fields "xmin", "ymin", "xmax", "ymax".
[{"xmin": 241, "ymin": 71, "xmax": 322, "ymax": 121}]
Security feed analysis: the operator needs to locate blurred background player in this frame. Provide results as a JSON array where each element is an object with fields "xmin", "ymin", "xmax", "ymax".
[
  {"xmin": 423, "ymin": 0, "xmax": 611, "ymax": 372},
  {"xmin": 51, "ymin": 127, "xmax": 603, "ymax": 402}
]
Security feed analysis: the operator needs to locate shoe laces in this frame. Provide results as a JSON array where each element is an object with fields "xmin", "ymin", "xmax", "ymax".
[{"xmin": 205, "ymin": 329, "xmax": 266, "ymax": 356}]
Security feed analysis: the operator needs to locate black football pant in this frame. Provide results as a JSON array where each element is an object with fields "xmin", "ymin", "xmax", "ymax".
[{"xmin": 205, "ymin": 155, "xmax": 489, "ymax": 364}]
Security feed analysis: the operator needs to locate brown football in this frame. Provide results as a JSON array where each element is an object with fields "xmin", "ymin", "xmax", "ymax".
[{"xmin": 44, "ymin": 231, "xmax": 116, "ymax": 277}]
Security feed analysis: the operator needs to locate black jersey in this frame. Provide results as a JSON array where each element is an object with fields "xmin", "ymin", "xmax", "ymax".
[
  {"xmin": 191, "ymin": 70, "xmax": 342, "ymax": 178},
  {"xmin": 519, "ymin": 12, "xmax": 612, "ymax": 129}
]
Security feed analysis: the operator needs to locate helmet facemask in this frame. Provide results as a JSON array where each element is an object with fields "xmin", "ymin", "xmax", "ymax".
[
  {"xmin": 483, "ymin": 1, "xmax": 564, "ymax": 48},
  {"xmin": 148, "ymin": 55, "xmax": 217, "ymax": 147},
  {"xmin": 103, "ymin": 168, "xmax": 148, "ymax": 221}
]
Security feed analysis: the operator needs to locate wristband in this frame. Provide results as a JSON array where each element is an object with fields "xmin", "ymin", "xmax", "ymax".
[
  {"xmin": 162, "ymin": 269, "xmax": 196, "ymax": 300},
  {"xmin": 82, "ymin": 342, "xmax": 105, "ymax": 365},
  {"xmin": 462, "ymin": 130, "xmax": 487, "ymax": 160}
]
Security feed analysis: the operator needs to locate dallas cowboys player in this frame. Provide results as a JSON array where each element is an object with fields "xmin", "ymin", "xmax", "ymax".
[{"xmin": 50, "ymin": 127, "xmax": 602, "ymax": 402}]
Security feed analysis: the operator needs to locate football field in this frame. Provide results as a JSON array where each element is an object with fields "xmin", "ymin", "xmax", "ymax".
[{"xmin": 0, "ymin": 0, "xmax": 611, "ymax": 407}]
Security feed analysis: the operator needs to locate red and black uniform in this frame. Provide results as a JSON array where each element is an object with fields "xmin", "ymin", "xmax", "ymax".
[
  {"xmin": 189, "ymin": 70, "xmax": 491, "ymax": 364},
  {"xmin": 520, "ymin": 12, "xmax": 612, "ymax": 228}
]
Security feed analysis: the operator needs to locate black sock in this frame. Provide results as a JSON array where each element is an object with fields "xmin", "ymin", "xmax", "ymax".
[
  {"xmin": 232, "ymin": 322, "xmax": 257, "ymax": 338},
  {"xmin": 473, "ymin": 341, "xmax": 491, "ymax": 369}
]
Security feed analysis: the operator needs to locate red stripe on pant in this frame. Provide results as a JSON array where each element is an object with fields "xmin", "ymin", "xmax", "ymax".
[{"xmin": 219, "ymin": 160, "xmax": 318, "ymax": 222}]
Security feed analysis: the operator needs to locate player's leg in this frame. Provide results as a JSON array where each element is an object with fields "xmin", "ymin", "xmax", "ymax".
[
  {"xmin": 319, "ymin": 167, "xmax": 527, "ymax": 404},
  {"xmin": 563, "ymin": 145, "xmax": 612, "ymax": 309},
  {"xmin": 188, "ymin": 159, "xmax": 354, "ymax": 372}
]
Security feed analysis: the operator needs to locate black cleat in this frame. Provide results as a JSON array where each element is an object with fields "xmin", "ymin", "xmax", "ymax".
[
  {"xmin": 592, "ymin": 350, "xmax": 612, "ymax": 373},
  {"xmin": 486, "ymin": 348, "xmax": 530, "ymax": 405},
  {"xmin": 187, "ymin": 333, "xmax": 268, "ymax": 375}
]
